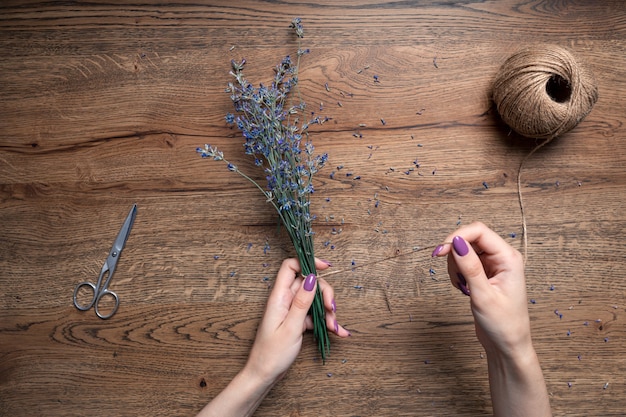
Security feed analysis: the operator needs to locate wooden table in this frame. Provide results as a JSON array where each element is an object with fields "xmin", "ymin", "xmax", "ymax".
[{"xmin": 1, "ymin": 1, "xmax": 625, "ymax": 415}]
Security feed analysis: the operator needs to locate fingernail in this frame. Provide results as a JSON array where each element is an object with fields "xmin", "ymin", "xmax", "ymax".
[
  {"xmin": 431, "ymin": 244, "xmax": 444, "ymax": 257},
  {"xmin": 457, "ymin": 272, "xmax": 467, "ymax": 286},
  {"xmin": 452, "ymin": 236, "xmax": 469, "ymax": 256},
  {"xmin": 331, "ymin": 298, "xmax": 336, "ymax": 313},
  {"xmin": 459, "ymin": 282, "xmax": 470, "ymax": 296},
  {"xmin": 321, "ymin": 259, "xmax": 333, "ymax": 267},
  {"xmin": 334, "ymin": 319, "xmax": 339, "ymax": 333},
  {"xmin": 457, "ymin": 273, "xmax": 470, "ymax": 296},
  {"xmin": 304, "ymin": 274, "xmax": 317, "ymax": 292}
]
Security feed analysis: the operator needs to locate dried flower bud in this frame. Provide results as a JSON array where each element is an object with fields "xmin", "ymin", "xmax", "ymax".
[{"xmin": 290, "ymin": 17, "xmax": 304, "ymax": 38}]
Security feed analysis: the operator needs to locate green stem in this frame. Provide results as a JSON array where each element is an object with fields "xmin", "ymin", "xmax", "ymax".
[{"xmin": 224, "ymin": 158, "xmax": 329, "ymax": 361}]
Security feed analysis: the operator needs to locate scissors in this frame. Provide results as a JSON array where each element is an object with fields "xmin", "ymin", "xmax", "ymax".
[{"xmin": 73, "ymin": 204, "xmax": 137, "ymax": 319}]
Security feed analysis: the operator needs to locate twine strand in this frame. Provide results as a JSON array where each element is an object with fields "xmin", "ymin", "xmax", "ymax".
[
  {"xmin": 516, "ymin": 138, "xmax": 552, "ymax": 265},
  {"xmin": 493, "ymin": 44, "xmax": 597, "ymax": 264}
]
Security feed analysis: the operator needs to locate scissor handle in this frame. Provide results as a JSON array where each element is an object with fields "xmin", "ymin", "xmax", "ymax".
[
  {"xmin": 73, "ymin": 281, "xmax": 97, "ymax": 311},
  {"xmin": 73, "ymin": 281, "xmax": 120, "ymax": 319},
  {"xmin": 94, "ymin": 289, "xmax": 119, "ymax": 320}
]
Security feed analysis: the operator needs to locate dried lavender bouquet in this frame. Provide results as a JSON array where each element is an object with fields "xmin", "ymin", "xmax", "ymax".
[{"xmin": 198, "ymin": 18, "xmax": 331, "ymax": 362}]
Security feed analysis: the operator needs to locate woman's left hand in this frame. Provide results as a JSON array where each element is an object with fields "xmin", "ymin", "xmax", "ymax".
[
  {"xmin": 246, "ymin": 257, "xmax": 351, "ymax": 385},
  {"xmin": 197, "ymin": 257, "xmax": 349, "ymax": 417}
]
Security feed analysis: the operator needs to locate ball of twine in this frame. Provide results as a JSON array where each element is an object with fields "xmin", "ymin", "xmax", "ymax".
[{"xmin": 492, "ymin": 44, "xmax": 598, "ymax": 140}]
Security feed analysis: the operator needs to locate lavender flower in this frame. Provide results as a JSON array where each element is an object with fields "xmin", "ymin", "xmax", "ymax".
[{"xmin": 198, "ymin": 18, "xmax": 331, "ymax": 362}]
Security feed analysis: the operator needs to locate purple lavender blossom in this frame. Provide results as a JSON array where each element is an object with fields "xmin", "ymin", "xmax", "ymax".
[{"xmin": 197, "ymin": 18, "xmax": 330, "ymax": 362}]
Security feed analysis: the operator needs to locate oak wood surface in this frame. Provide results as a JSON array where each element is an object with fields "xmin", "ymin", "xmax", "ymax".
[{"xmin": 1, "ymin": 1, "xmax": 625, "ymax": 416}]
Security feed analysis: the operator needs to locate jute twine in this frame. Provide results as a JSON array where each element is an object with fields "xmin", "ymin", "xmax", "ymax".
[
  {"xmin": 493, "ymin": 44, "xmax": 598, "ymax": 141},
  {"xmin": 492, "ymin": 44, "xmax": 598, "ymax": 263}
]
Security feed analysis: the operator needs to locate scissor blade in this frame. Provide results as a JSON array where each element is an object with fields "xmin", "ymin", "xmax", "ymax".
[{"xmin": 111, "ymin": 203, "xmax": 137, "ymax": 255}]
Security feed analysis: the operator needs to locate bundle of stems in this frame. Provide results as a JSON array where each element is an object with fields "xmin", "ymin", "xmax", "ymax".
[{"xmin": 198, "ymin": 18, "xmax": 330, "ymax": 362}]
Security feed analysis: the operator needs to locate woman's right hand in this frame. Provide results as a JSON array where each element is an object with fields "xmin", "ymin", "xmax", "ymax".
[
  {"xmin": 432, "ymin": 222, "xmax": 551, "ymax": 417},
  {"xmin": 432, "ymin": 221, "xmax": 531, "ymax": 357}
]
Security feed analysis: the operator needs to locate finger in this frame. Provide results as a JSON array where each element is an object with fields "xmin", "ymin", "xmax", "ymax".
[
  {"xmin": 273, "ymin": 258, "xmax": 302, "ymax": 290},
  {"xmin": 317, "ymin": 277, "xmax": 336, "ymax": 312},
  {"xmin": 282, "ymin": 273, "xmax": 317, "ymax": 334},
  {"xmin": 303, "ymin": 314, "xmax": 351, "ymax": 337},
  {"xmin": 264, "ymin": 258, "xmax": 302, "ymax": 323},
  {"xmin": 318, "ymin": 277, "xmax": 351, "ymax": 337},
  {"xmin": 314, "ymin": 257, "xmax": 333, "ymax": 272},
  {"xmin": 286, "ymin": 258, "xmax": 331, "ymax": 299},
  {"xmin": 304, "ymin": 315, "xmax": 313, "ymax": 330},
  {"xmin": 280, "ymin": 258, "xmax": 330, "ymax": 295},
  {"xmin": 448, "ymin": 235, "xmax": 491, "ymax": 296},
  {"xmin": 319, "ymin": 277, "xmax": 339, "ymax": 334},
  {"xmin": 434, "ymin": 222, "xmax": 516, "ymax": 260},
  {"xmin": 447, "ymin": 262, "xmax": 471, "ymax": 297}
]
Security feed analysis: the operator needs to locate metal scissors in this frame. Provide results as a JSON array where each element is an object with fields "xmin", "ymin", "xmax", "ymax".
[{"xmin": 73, "ymin": 204, "xmax": 137, "ymax": 319}]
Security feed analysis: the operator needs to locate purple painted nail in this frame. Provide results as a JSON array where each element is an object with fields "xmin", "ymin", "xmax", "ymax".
[
  {"xmin": 334, "ymin": 319, "xmax": 339, "ymax": 333},
  {"xmin": 304, "ymin": 274, "xmax": 316, "ymax": 292},
  {"xmin": 452, "ymin": 236, "xmax": 469, "ymax": 256},
  {"xmin": 321, "ymin": 259, "xmax": 333, "ymax": 267},
  {"xmin": 459, "ymin": 283, "xmax": 470, "ymax": 296},
  {"xmin": 431, "ymin": 244, "xmax": 444, "ymax": 257},
  {"xmin": 457, "ymin": 272, "xmax": 467, "ymax": 286},
  {"xmin": 457, "ymin": 273, "xmax": 470, "ymax": 296},
  {"xmin": 331, "ymin": 298, "xmax": 337, "ymax": 313}
]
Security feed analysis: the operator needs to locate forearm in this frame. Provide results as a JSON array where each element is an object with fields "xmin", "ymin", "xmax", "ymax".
[
  {"xmin": 486, "ymin": 344, "xmax": 551, "ymax": 417},
  {"xmin": 196, "ymin": 366, "xmax": 274, "ymax": 417}
]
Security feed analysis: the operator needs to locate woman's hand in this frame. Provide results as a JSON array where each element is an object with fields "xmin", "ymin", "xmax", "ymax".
[
  {"xmin": 432, "ymin": 222, "xmax": 531, "ymax": 357},
  {"xmin": 197, "ymin": 258, "xmax": 349, "ymax": 417},
  {"xmin": 245, "ymin": 258, "xmax": 351, "ymax": 385},
  {"xmin": 432, "ymin": 222, "xmax": 551, "ymax": 417}
]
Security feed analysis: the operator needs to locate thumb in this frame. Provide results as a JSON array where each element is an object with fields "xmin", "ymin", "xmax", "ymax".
[
  {"xmin": 283, "ymin": 273, "xmax": 317, "ymax": 333},
  {"xmin": 449, "ymin": 236, "xmax": 490, "ymax": 296}
]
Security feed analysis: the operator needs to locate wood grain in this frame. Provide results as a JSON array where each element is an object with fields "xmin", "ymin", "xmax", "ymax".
[{"xmin": 1, "ymin": 1, "xmax": 625, "ymax": 416}]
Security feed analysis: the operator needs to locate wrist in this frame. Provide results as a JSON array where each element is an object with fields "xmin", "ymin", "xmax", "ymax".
[
  {"xmin": 479, "ymin": 317, "xmax": 534, "ymax": 363},
  {"xmin": 485, "ymin": 339, "xmax": 540, "ymax": 379},
  {"xmin": 241, "ymin": 357, "xmax": 282, "ymax": 392},
  {"xmin": 485, "ymin": 340, "xmax": 552, "ymax": 417},
  {"xmin": 485, "ymin": 335, "xmax": 535, "ymax": 362},
  {"xmin": 196, "ymin": 365, "xmax": 275, "ymax": 417}
]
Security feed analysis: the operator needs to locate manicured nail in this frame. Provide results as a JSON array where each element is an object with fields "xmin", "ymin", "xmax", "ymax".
[
  {"xmin": 431, "ymin": 244, "xmax": 444, "ymax": 257},
  {"xmin": 459, "ymin": 282, "xmax": 470, "ymax": 296},
  {"xmin": 331, "ymin": 298, "xmax": 336, "ymax": 313},
  {"xmin": 334, "ymin": 319, "xmax": 339, "ymax": 333},
  {"xmin": 457, "ymin": 273, "xmax": 470, "ymax": 296},
  {"xmin": 304, "ymin": 273, "xmax": 317, "ymax": 291},
  {"xmin": 321, "ymin": 259, "xmax": 333, "ymax": 267},
  {"xmin": 452, "ymin": 236, "xmax": 469, "ymax": 256}
]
